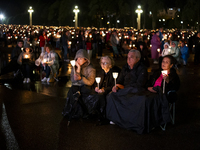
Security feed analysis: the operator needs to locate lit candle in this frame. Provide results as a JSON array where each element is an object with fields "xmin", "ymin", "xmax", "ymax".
[
  {"xmin": 157, "ymin": 48, "xmax": 160, "ymax": 53},
  {"xmin": 193, "ymin": 45, "xmax": 195, "ymax": 48},
  {"xmin": 25, "ymin": 54, "xmax": 29, "ymax": 58},
  {"xmin": 112, "ymin": 72, "xmax": 118, "ymax": 87},
  {"xmin": 70, "ymin": 60, "xmax": 76, "ymax": 75},
  {"xmin": 43, "ymin": 59, "xmax": 47, "ymax": 63},
  {"xmin": 150, "ymin": 44, "xmax": 152, "ymax": 47},
  {"xmin": 161, "ymin": 70, "xmax": 168, "ymax": 94},
  {"xmin": 95, "ymin": 77, "xmax": 101, "ymax": 89},
  {"xmin": 133, "ymin": 44, "xmax": 135, "ymax": 47}
]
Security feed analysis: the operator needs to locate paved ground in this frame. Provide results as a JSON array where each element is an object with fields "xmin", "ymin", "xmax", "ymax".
[{"xmin": 0, "ymin": 47, "xmax": 200, "ymax": 150}]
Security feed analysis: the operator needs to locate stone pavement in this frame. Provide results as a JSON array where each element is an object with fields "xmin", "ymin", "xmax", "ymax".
[{"xmin": 0, "ymin": 47, "xmax": 200, "ymax": 150}]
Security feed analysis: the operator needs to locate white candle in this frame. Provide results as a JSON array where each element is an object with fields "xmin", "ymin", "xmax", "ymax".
[
  {"xmin": 161, "ymin": 70, "xmax": 168, "ymax": 94},
  {"xmin": 95, "ymin": 77, "xmax": 101, "ymax": 89},
  {"xmin": 70, "ymin": 60, "xmax": 76, "ymax": 75},
  {"xmin": 112, "ymin": 72, "xmax": 118, "ymax": 87},
  {"xmin": 157, "ymin": 48, "xmax": 160, "ymax": 53}
]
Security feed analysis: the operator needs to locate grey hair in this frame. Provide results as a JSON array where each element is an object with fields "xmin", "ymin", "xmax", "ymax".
[
  {"xmin": 100, "ymin": 56, "xmax": 115, "ymax": 68},
  {"xmin": 129, "ymin": 49, "xmax": 141, "ymax": 59}
]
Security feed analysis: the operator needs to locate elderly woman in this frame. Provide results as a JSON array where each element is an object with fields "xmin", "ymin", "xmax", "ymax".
[
  {"xmin": 62, "ymin": 49, "xmax": 96, "ymax": 123},
  {"xmin": 94, "ymin": 56, "xmax": 121, "ymax": 123},
  {"xmin": 35, "ymin": 44, "xmax": 59, "ymax": 83},
  {"xmin": 95, "ymin": 56, "xmax": 121, "ymax": 94},
  {"xmin": 17, "ymin": 45, "xmax": 35, "ymax": 83}
]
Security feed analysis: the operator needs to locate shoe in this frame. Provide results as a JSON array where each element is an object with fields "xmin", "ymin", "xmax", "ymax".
[
  {"xmin": 110, "ymin": 121, "xmax": 115, "ymax": 125},
  {"xmin": 23, "ymin": 78, "xmax": 27, "ymax": 83},
  {"xmin": 26, "ymin": 78, "xmax": 31, "ymax": 83},
  {"xmin": 48, "ymin": 77, "xmax": 55, "ymax": 83},
  {"xmin": 41, "ymin": 77, "xmax": 47, "ymax": 82}
]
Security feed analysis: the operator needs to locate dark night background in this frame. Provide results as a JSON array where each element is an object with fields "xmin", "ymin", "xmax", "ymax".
[{"xmin": 0, "ymin": 0, "xmax": 199, "ymax": 29}]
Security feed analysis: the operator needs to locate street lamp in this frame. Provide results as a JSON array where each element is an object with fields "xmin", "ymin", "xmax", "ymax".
[
  {"xmin": 73, "ymin": 6, "xmax": 80, "ymax": 28},
  {"xmin": 28, "ymin": 6, "xmax": 34, "ymax": 26},
  {"xmin": 135, "ymin": 5, "xmax": 143, "ymax": 30},
  {"xmin": 0, "ymin": 14, "xmax": 5, "ymax": 20},
  {"xmin": 181, "ymin": 21, "xmax": 183, "ymax": 29}
]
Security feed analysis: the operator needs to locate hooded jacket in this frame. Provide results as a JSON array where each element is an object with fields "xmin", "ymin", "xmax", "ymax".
[
  {"xmin": 162, "ymin": 42, "xmax": 170, "ymax": 56},
  {"xmin": 71, "ymin": 49, "xmax": 96, "ymax": 86},
  {"xmin": 170, "ymin": 41, "xmax": 180, "ymax": 59}
]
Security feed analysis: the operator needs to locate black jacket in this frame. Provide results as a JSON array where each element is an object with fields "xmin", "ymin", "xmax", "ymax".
[
  {"xmin": 117, "ymin": 61, "xmax": 148, "ymax": 90},
  {"xmin": 11, "ymin": 45, "xmax": 22, "ymax": 61},
  {"xmin": 147, "ymin": 68, "xmax": 180, "ymax": 93},
  {"xmin": 96, "ymin": 66, "xmax": 121, "ymax": 95}
]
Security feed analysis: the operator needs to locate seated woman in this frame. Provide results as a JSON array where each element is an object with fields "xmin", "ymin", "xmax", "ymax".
[
  {"xmin": 147, "ymin": 55, "xmax": 180, "ymax": 96},
  {"xmin": 95, "ymin": 56, "xmax": 121, "ymax": 120},
  {"xmin": 17, "ymin": 45, "xmax": 35, "ymax": 83},
  {"xmin": 35, "ymin": 44, "xmax": 59, "ymax": 82},
  {"xmin": 62, "ymin": 49, "xmax": 96, "ymax": 123}
]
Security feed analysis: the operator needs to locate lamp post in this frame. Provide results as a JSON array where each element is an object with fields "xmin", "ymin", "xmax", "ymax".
[
  {"xmin": 28, "ymin": 6, "xmax": 34, "ymax": 26},
  {"xmin": 135, "ymin": 5, "xmax": 143, "ymax": 30},
  {"xmin": 73, "ymin": 6, "xmax": 80, "ymax": 28}
]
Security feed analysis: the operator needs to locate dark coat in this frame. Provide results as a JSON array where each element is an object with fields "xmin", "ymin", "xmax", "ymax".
[
  {"xmin": 147, "ymin": 68, "xmax": 180, "ymax": 94},
  {"xmin": 117, "ymin": 61, "xmax": 148, "ymax": 91},
  {"xmin": 11, "ymin": 45, "xmax": 22, "ymax": 61},
  {"xmin": 96, "ymin": 66, "xmax": 121, "ymax": 95}
]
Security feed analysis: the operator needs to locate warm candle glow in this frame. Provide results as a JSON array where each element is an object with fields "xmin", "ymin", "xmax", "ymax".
[
  {"xmin": 25, "ymin": 54, "xmax": 29, "ymax": 58},
  {"xmin": 157, "ymin": 48, "xmax": 160, "ymax": 53},
  {"xmin": 112, "ymin": 72, "xmax": 118, "ymax": 79},
  {"xmin": 161, "ymin": 70, "xmax": 168, "ymax": 76},
  {"xmin": 95, "ymin": 77, "xmax": 101, "ymax": 83},
  {"xmin": 70, "ymin": 60, "xmax": 76, "ymax": 66}
]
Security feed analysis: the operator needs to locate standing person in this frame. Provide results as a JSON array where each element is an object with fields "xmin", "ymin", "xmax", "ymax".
[
  {"xmin": 159, "ymin": 27, "xmax": 164, "ymax": 51},
  {"xmin": 17, "ymin": 45, "xmax": 35, "ymax": 83},
  {"xmin": 62, "ymin": 30, "xmax": 69, "ymax": 62},
  {"xmin": 194, "ymin": 32, "xmax": 200, "ymax": 65},
  {"xmin": 86, "ymin": 38, "xmax": 92, "ymax": 60},
  {"xmin": 180, "ymin": 40, "xmax": 189, "ymax": 66},
  {"xmin": 39, "ymin": 31, "xmax": 49, "ymax": 54},
  {"xmin": 110, "ymin": 31, "xmax": 119, "ymax": 58},
  {"xmin": 97, "ymin": 31, "xmax": 103, "ymax": 58},
  {"xmin": 138, "ymin": 42, "xmax": 150, "ymax": 68},
  {"xmin": 151, "ymin": 31, "xmax": 161, "ymax": 64},
  {"xmin": 92, "ymin": 30, "xmax": 97, "ymax": 58}
]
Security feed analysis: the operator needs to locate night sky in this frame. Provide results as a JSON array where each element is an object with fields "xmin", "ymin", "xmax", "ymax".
[{"xmin": 1, "ymin": 0, "xmax": 179, "ymax": 17}]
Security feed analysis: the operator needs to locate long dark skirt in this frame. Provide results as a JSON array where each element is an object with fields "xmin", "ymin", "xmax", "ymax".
[{"xmin": 106, "ymin": 87, "xmax": 170, "ymax": 134}]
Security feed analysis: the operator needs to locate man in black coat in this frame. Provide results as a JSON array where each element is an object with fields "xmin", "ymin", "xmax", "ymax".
[
  {"xmin": 106, "ymin": 50, "xmax": 149, "ymax": 133},
  {"xmin": 112, "ymin": 49, "xmax": 148, "ymax": 92}
]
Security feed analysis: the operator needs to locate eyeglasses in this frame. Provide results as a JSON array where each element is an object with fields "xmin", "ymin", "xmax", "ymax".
[{"xmin": 101, "ymin": 62, "xmax": 108, "ymax": 65}]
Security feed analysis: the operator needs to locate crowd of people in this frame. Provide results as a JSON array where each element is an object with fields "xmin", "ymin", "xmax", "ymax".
[{"xmin": 1, "ymin": 24, "xmax": 199, "ymax": 133}]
